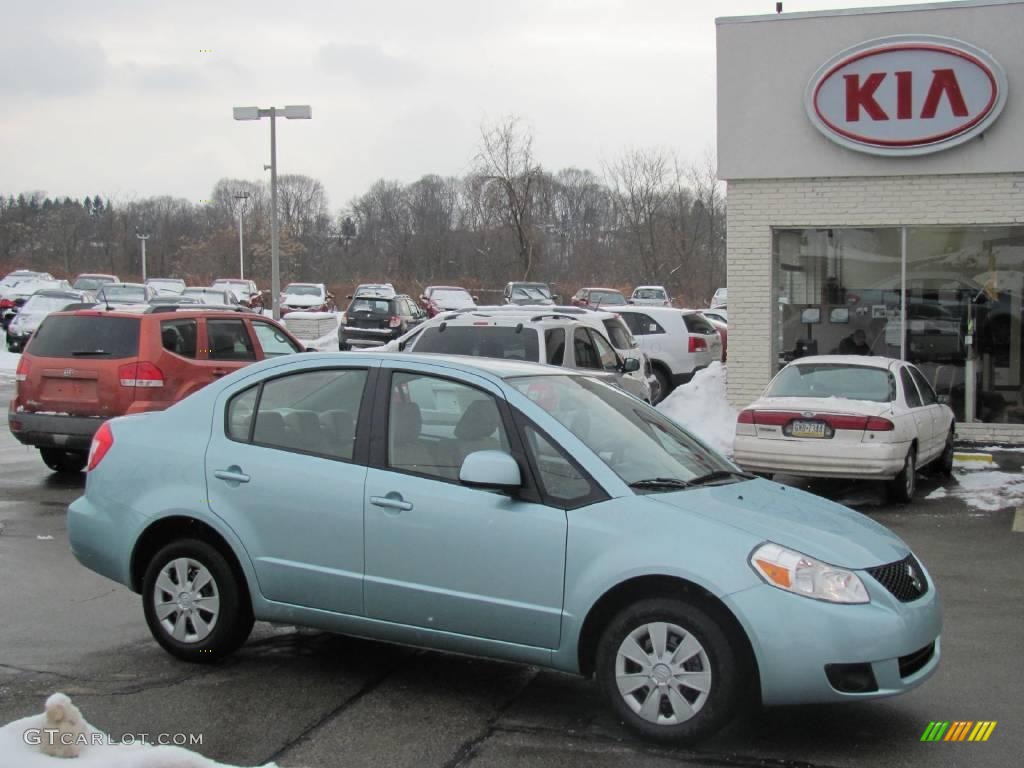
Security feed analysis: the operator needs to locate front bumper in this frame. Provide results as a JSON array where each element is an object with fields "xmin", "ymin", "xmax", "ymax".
[
  {"xmin": 6, "ymin": 329, "xmax": 30, "ymax": 351},
  {"xmin": 734, "ymin": 435, "xmax": 908, "ymax": 479},
  {"xmin": 724, "ymin": 574, "xmax": 941, "ymax": 705},
  {"xmin": 8, "ymin": 410, "xmax": 105, "ymax": 451}
]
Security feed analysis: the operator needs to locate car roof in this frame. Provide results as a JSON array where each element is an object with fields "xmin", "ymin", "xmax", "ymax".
[
  {"xmin": 616, "ymin": 305, "xmax": 696, "ymax": 316},
  {"xmin": 788, "ymin": 355, "xmax": 901, "ymax": 370},
  {"xmin": 633, "ymin": 285, "xmax": 666, "ymax": 290},
  {"xmin": 306, "ymin": 351, "xmax": 571, "ymax": 380},
  {"xmin": 429, "ymin": 311, "xmax": 581, "ymax": 327},
  {"xmin": 30, "ymin": 289, "xmax": 85, "ymax": 299},
  {"xmin": 104, "ymin": 282, "xmax": 145, "ymax": 289},
  {"xmin": 583, "ymin": 287, "xmax": 622, "ymax": 293}
]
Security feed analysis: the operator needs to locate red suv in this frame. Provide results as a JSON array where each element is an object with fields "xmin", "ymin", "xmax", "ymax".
[{"xmin": 8, "ymin": 307, "xmax": 305, "ymax": 473}]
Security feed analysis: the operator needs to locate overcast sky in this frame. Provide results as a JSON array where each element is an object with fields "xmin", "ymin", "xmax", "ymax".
[{"xmin": 0, "ymin": 0, "xmax": 940, "ymax": 210}]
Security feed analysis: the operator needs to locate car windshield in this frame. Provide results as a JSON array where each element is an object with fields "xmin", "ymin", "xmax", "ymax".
[
  {"xmin": 23, "ymin": 295, "xmax": 77, "ymax": 313},
  {"xmin": 414, "ymin": 325, "xmax": 540, "ymax": 361},
  {"xmin": 285, "ymin": 285, "xmax": 322, "ymax": 297},
  {"xmin": 766, "ymin": 363, "xmax": 896, "ymax": 403},
  {"xmin": 149, "ymin": 280, "xmax": 184, "ymax": 291},
  {"xmin": 99, "ymin": 286, "xmax": 145, "ymax": 302},
  {"xmin": 512, "ymin": 286, "xmax": 551, "ymax": 300},
  {"xmin": 634, "ymin": 289, "xmax": 664, "ymax": 300},
  {"xmin": 73, "ymin": 278, "xmax": 103, "ymax": 290},
  {"xmin": 591, "ymin": 291, "xmax": 626, "ymax": 306},
  {"xmin": 431, "ymin": 289, "xmax": 475, "ymax": 307},
  {"xmin": 213, "ymin": 281, "xmax": 249, "ymax": 293},
  {"xmin": 509, "ymin": 375, "xmax": 735, "ymax": 489}
]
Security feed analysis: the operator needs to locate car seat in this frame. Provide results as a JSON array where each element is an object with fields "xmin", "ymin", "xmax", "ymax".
[
  {"xmin": 253, "ymin": 411, "xmax": 291, "ymax": 447},
  {"xmin": 390, "ymin": 401, "xmax": 436, "ymax": 474},
  {"xmin": 454, "ymin": 399, "xmax": 505, "ymax": 465},
  {"xmin": 321, "ymin": 409, "xmax": 355, "ymax": 459}
]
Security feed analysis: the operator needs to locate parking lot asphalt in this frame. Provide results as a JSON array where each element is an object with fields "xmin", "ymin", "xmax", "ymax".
[{"xmin": 0, "ymin": 377, "xmax": 1021, "ymax": 768}]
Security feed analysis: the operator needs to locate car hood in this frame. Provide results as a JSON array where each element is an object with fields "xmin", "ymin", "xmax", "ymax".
[
  {"xmin": 283, "ymin": 295, "xmax": 322, "ymax": 305},
  {"xmin": 748, "ymin": 396, "xmax": 895, "ymax": 417},
  {"xmin": 648, "ymin": 479, "xmax": 908, "ymax": 569},
  {"xmin": 10, "ymin": 310, "xmax": 48, "ymax": 330}
]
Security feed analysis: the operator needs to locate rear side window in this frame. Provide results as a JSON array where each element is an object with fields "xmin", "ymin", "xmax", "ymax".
[
  {"xmin": 414, "ymin": 326, "xmax": 539, "ymax": 361},
  {"xmin": 207, "ymin": 319, "xmax": 256, "ymax": 361},
  {"xmin": 545, "ymin": 328, "xmax": 566, "ymax": 365},
  {"xmin": 227, "ymin": 386, "xmax": 258, "ymax": 441},
  {"xmin": 683, "ymin": 314, "xmax": 715, "ymax": 334},
  {"xmin": 27, "ymin": 316, "xmax": 140, "ymax": 359},
  {"xmin": 909, "ymin": 366, "xmax": 938, "ymax": 406},
  {"xmin": 621, "ymin": 312, "xmax": 664, "ymax": 336},
  {"xmin": 161, "ymin": 319, "xmax": 197, "ymax": 358},
  {"xmin": 901, "ymin": 367, "xmax": 923, "ymax": 408}
]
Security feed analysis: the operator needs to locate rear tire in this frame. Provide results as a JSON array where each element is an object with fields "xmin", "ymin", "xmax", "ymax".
[
  {"xmin": 595, "ymin": 598, "xmax": 742, "ymax": 744},
  {"xmin": 39, "ymin": 448, "xmax": 87, "ymax": 474},
  {"xmin": 142, "ymin": 538, "xmax": 253, "ymax": 663},
  {"xmin": 888, "ymin": 446, "xmax": 917, "ymax": 503}
]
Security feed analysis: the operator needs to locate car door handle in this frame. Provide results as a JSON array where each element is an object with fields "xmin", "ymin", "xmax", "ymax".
[
  {"xmin": 214, "ymin": 467, "xmax": 250, "ymax": 483},
  {"xmin": 370, "ymin": 495, "xmax": 413, "ymax": 512}
]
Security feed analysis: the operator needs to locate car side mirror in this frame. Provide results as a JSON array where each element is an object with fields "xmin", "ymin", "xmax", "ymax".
[
  {"xmin": 620, "ymin": 357, "xmax": 641, "ymax": 373},
  {"xmin": 326, "ymin": 292, "xmax": 334, "ymax": 300},
  {"xmin": 627, "ymin": 299, "xmax": 634, "ymax": 304},
  {"xmin": 472, "ymin": 295, "xmax": 479, "ymax": 302},
  {"xmin": 459, "ymin": 450, "xmax": 522, "ymax": 492},
  {"xmin": 938, "ymin": 394, "xmax": 951, "ymax": 405}
]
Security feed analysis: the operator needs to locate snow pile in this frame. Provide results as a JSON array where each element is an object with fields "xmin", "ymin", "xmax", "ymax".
[
  {"xmin": 926, "ymin": 469, "xmax": 1024, "ymax": 512},
  {"xmin": 0, "ymin": 694, "xmax": 283, "ymax": 768},
  {"xmin": 657, "ymin": 362, "xmax": 737, "ymax": 456},
  {"xmin": 0, "ymin": 346, "xmax": 19, "ymax": 379}
]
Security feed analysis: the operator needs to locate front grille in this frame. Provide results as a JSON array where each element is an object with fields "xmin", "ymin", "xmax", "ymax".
[
  {"xmin": 898, "ymin": 642, "xmax": 935, "ymax": 678},
  {"xmin": 866, "ymin": 554, "xmax": 929, "ymax": 602}
]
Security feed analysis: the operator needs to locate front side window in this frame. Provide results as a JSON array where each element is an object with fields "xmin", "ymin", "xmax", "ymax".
[
  {"xmin": 247, "ymin": 369, "xmax": 367, "ymax": 459},
  {"xmin": 766, "ymin": 363, "xmax": 895, "ymax": 403},
  {"xmin": 252, "ymin": 322, "xmax": 300, "ymax": 357},
  {"xmin": 603, "ymin": 318, "xmax": 637, "ymax": 350},
  {"xmin": 523, "ymin": 425, "xmax": 595, "ymax": 505},
  {"xmin": 511, "ymin": 375, "xmax": 732, "ymax": 489},
  {"xmin": 589, "ymin": 330, "xmax": 619, "ymax": 371},
  {"xmin": 573, "ymin": 328, "xmax": 601, "ymax": 370},
  {"xmin": 207, "ymin": 319, "xmax": 256, "ymax": 361},
  {"xmin": 900, "ymin": 367, "xmax": 923, "ymax": 408},
  {"xmin": 161, "ymin": 319, "xmax": 197, "ymax": 358},
  {"xmin": 388, "ymin": 372, "xmax": 510, "ymax": 482}
]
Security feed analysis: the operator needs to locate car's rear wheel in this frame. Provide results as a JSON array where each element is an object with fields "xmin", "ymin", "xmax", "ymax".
[
  {"xmin": 39, "ymin": 448, "xmax": 87, "ymax": 474},
  {"xmin": 888, "ymin": 446, "xmax": 917, "ymax": 503},
  {"xmin": 142, "ymin": 538, "xmax": 253, "ymax": 663},
  {"xmin": 595, "ymin": 598, "xmax": 741, "ymax": 744},
  {"xmin": 937, "ymin": 428, "xmax": 955, "ymax": 476},
  {"xmin": 652, "ymin": 367, "xmax": 671, "ymax": 404}
]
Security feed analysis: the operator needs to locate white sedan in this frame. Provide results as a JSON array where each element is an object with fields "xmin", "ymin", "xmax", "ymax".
[{"xmin": 733, "ymin": 355, "xmax": 954, "ymax": 501}]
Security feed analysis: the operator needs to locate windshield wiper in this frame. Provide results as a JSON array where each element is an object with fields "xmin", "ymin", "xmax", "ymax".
[
  {"xmin": 687, "ymin": 469, "xmax": 754, "ymax": 487},
  {"xmin": 71, "ymin": 350, "xmax": 111, "ymax": 356},
  {"xmin": 629, "ymin": 477, "xmax": 693, "ymax": 492}
]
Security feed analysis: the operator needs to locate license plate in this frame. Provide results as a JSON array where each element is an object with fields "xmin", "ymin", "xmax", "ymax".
[{"xmin": 789, "ymin": 420, "xmax": 828, "ymax": 438}]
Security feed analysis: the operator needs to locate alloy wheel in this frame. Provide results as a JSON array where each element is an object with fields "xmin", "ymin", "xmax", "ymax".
[{"xmin": 152, "ymin": 557, "xmax": 220, "ymax": 644}]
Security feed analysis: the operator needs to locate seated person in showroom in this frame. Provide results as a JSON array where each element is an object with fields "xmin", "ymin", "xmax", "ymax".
[{"xmin": 837, "ymin": 328, "xmax": 871, "ymax": 355}]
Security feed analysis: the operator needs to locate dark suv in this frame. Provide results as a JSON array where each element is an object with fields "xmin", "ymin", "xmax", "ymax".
[
  {"xmin": 9, "ymin": 307, "xmax": 304, "ymax": 472},
  {"xmin": 339, "ymin": 294, "xmax": 426, "ymax": 350}
]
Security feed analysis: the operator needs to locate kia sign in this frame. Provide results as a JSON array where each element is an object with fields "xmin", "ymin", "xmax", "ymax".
[{"xmin": 806, "ymin": 35, "xmax": 1007, "ymax": 156}]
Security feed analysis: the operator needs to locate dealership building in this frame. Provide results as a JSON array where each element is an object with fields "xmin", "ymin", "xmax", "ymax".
[{"xmin": 717, "ymin": 0, "xmax": 1024, "ymax": 442}]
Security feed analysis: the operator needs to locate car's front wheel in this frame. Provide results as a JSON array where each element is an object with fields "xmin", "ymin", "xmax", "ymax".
[
  {"xmin": 142, "ymin": 538, "xmax": 253, "ymax": 663},
  {"xmin": 937, "ymin": 428, "xmax": 955, "ymax": 476},
  {"xmin": 651, "ymin": 367, "xmax": 671, "ymax": 404},
  {"xmin": 595, "ymin": 598, "xmax": 743, "ymax": 744},
  {"xmin": 39, "ymin": 448, "xmax": 87, "ymax": 474},
  {"xmin": 889, "ymin": 445, "xmax": 917, "ymax": 502}
]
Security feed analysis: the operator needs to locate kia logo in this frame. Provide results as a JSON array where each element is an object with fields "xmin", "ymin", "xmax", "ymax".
[
  {"xmin": 806, "ymin": 35, "xmax": 1007, "ymax": 156},
  {"xmin": 63, "ymin": 369, "xmax": 74, "ymax": 377}
]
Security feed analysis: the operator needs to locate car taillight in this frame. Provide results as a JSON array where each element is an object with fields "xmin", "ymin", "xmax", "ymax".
[
  {"xmin": 865, "ymin": 416, "xmax": 895, "ymax": 431},
  {"xmin": 118, "ymin": 361, "xmax": 165, "ymax": 387},
  {"xmin": 0, "ymin": 298, "xmax": 12, "ymax": 309},
  {"xmin": 15, "ymin": 356, "xmax": 29, "ymax": 382},
  {"xmin": 737, "ymin": 409, "xmax": 755, "ymax": 424},
  {"xmin": 87, "ymin": 422, "xmax": 113, "ymax": 471},
  {"xmin": 688, "ymin": 336, "xmax": 708, "ymax": 353},
  {"xmin": 388, "ymin": 315, "xmax": 401, "ymax": 328}
]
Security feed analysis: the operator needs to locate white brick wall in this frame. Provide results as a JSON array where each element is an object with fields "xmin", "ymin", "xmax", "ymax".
[{"xmin": 726, "ymin": 172, "xmax": 1024, "ymax": 443}]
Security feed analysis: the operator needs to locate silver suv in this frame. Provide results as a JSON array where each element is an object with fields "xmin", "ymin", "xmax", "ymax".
[{"xmin": 396, "ymin": 310, "xmax": 651, "ymax": 402}]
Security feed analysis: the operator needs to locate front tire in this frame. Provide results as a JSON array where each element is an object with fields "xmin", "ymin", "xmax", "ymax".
[
  {"xmin": 39, "ymin": 448, "xmax": 87, "ymax": 474},
  {"xmin": 652, "ymin": 367, "xmax": 671, "ymax": 404},
  {"xmin": 595, "ymin": 598, "xmax": 743, "ymax": 744},
  {"xmin": 888, "ymin": 446, "xmax": 917, "ymax": 503},
  {"xmin": 937, "ymin": 428, "xmax": 955, "ymax": 476},
  {"xmin": 142, "ymin": 539, "xmax": 253, "ymax": 663}
]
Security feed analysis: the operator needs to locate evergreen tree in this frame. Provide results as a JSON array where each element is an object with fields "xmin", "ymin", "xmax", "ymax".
[
  {"xmin": 83, "ymin": 196, "xmax": 92, "ymax": 212},
  {"xmin": 92, "ymin": 195, "xmax": 103, "ymax": 214}
]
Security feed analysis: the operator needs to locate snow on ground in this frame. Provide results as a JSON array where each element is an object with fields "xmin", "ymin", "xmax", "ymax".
[
  {"xmin": 970, "ymin": 445, "xmax": 1024, "ymax": 453},
  {"xmin": 0, "ymin": 695, "xmax": 281, "ymax": 768},
  {"xmin": 656, "ymin": 362, "xmax": 737, "ymax": 456},
  {"xmin": 926, "ymin": 468, "xmax": 1024, "ymax": 512},
  {"xmin": 0, "ymin": 346, "xmax": 20, "ymax": 379}
]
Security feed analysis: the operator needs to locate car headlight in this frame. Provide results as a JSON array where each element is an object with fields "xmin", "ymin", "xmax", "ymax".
[{"xmin": 750, "ymin": 542, "xmax": 869, "ymax": 604}]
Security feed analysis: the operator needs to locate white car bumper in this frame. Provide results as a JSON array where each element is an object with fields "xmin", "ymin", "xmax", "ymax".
[{"xmin": 733, "ymin": 435, "xmax": 910, "ymax": 480}]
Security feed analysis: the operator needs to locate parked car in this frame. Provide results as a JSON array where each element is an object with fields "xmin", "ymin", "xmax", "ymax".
[
  {"xmin": 399, "ymin": 310, "xmax": 648, "ymax": 401},
  {"xmin": 734, "ymin": 356, "xmax": 955, "ymax": 501},
  {"xmin": 339, "ymin": 294, "xmax": 426, "ymax": 350},
  {"xmin": 71, "ymin": 273, "xmax": 119, "ymax": 293},
  {"xmin": 616, "ymin": 307, "xmax": 722, "ymax": 399},
  {"xmin": 710, "ymin": 288, "xmax": 727, "ymax": 308},
  {"xmin": 349, "ymin": 283, "xmax": 396, "ymax": 300},
  {"xmin": 3, "ymin": 269, "xmax": 53, "ymax": 286},
  {"xmin": 148, "ymin": 295, "xmax": 204, "ymax": 307},
  {"xmin": 96, "ymin": 283, "xmax": 157, "ymax": 306},
  {"xmin": 8, "ymin": 307, "xmax": 305, "ymax": 473},
  {"xmin": 701, "ymin": 308, "xmax": 727, "ymax": 325},
  {"xmin": 1, "ymin": 277, "xmax": 74, "ymax": 328},
  {"xmin": 68, "ymin": 353, "xmax": 941, "ymax": 743},
  {"xmin": 504, "ymin": 281, "xmax": 555, "ymax": 306},
  {"xmin": 280, "ymin": 283, "xmax": 336, "ymax": 315},
  {"xmin": 699, "ymin": 312, "xmax": 728, "ymax": 362},
  {"xmin": 630, "ymin": 286, "xmax": 672, "ymax": 307},
  {"xmin": 571, "ymin": 287, "xmax": 628, "ymax": 309},
  {"xmin": 6, "ymin": 289, "xmax": 90, "ymax": 352},
  {"xmin": 182, "ymin": 287, "xmax": 250, "ymax": 310},
  {"xmin": 145, "ymin": 278, "xmax": 187, "ymax": 296},
  {"xmin": 419, "ymin": 285, "xmax": 477, "ymax": 317},
  {"xmin": 211, "ymin": 278, "xmax": 264, "ymax": 310}
]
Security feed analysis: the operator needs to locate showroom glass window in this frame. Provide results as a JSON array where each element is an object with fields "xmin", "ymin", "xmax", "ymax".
[{"xmin": 773, "ymin": 226, "xmax": 1024, "ymax": 425}]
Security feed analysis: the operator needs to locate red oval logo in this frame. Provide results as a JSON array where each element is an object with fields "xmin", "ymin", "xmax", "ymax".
[{"xmin": 805, "ymin": 35, "xmax": 1007, "ymax": 156}]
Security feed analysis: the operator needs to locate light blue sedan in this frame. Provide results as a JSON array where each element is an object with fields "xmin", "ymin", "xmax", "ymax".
[{"xmin": 68, "ymin": 353, "xmax": 941, "ymax": 743}]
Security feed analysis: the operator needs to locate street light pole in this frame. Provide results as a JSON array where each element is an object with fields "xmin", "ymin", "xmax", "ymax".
[
  {"xmin": 234, "ymin": 192, "xmax": 250, "ymax": 279},
  {"xmin": 233, "ymin": 104, "xmax": 312, "ymax": 320},
  {"xmin": 136, "ymin": 232, "xmax": 150, "ymax": 282}
]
